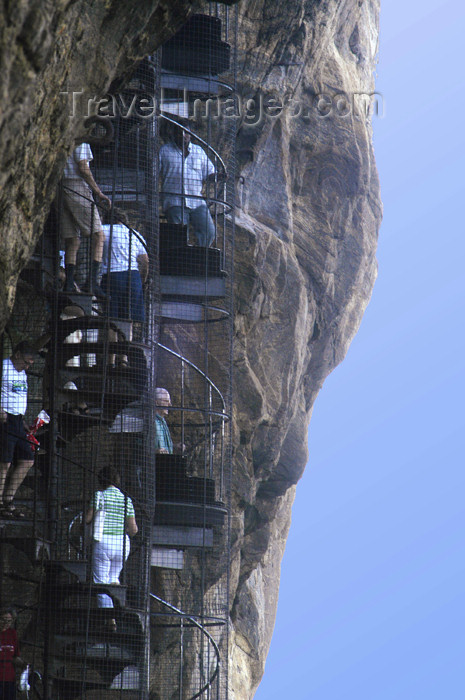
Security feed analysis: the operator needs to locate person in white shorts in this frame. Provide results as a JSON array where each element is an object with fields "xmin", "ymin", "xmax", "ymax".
[{"xmin": 85, "ymin": 466, "xmax": 138, "ymax": 630}]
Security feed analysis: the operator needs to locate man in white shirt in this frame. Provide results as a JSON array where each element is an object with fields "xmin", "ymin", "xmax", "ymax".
[
  {"xmin": 159, "ymin": 125, "xmax": 216, "ymax": 247},
  {"xmin": 61, "ymin": 142, "xmax": 111, "ymax": 296},
  {"xmin": 101, "ymin": 215, "xmax": 149, "ymax": 367},
  {"xmin": 101, "ymin": 218, "xmax": 148, "ymax": 321},
  {"xmin": 0, "ymin": 342, "xmax": 36, "ymax": 518}
]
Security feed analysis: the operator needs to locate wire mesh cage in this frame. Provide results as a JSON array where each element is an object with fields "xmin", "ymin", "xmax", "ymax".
[{"xmin": 0, "ymin": 3, "xmax": 236, "ymax": 700}]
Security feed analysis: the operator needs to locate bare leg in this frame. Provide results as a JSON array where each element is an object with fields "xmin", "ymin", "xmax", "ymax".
[
  {"xmin": 108, "ymin": 327, "xmax": 117, "ymax": 367},
  {"xmin": 3, "ymin": 459, "xmax": 34, "ymax": 503},
  {"xmin": 132, "ymin": 322, "xmax": 141, "ymax": 342},
  {"xmin": 65, "ymin": 237, "xmax": 81, "ymax": 266},
  {"xmin": 91, "ymin": 229, "xmax": 104, "ymax": 263},
  {"xmin": 117, "ymin": 323, "xmax": 130, "ymax": 366},
  {"xmin": 0, "ymin": 462, "xmax": 11, "ymax": 502},
  {"xmin": 108, "ymin": 327, "xmax": 130, "ymax": 367}
]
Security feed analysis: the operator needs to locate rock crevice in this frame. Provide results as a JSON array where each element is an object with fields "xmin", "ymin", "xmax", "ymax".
[{"xmin": 0, "ymin": 1, "xmax": 381, "ymax": 697}]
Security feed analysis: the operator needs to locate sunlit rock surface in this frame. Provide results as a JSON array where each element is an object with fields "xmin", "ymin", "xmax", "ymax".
[
  {"xmin": 0, "ymin": 0, "xmax": 204, "ymax": 330},
  {"xmin": 230, "ymin": 0, "xmax": 381, "ymax": 695},
  {"xmin": 0, "ymin": 0, "xmax": 381, "ymax": 698}
]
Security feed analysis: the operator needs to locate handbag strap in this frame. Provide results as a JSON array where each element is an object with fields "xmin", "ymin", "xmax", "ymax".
[{"xmin": 96, "ymin": 490, "xmax": 105, "ymax": 512}]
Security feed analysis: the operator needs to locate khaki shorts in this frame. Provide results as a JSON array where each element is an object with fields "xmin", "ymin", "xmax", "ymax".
[{"xmin": 61, "ymin": 178, "xmax": 102, "ymax": 239}]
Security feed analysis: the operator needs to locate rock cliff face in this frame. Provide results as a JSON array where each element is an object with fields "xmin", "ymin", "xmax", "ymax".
[
  {"xmin": 0, "ymin": 1, "xmax": 381, "ymax": 698},
  {"xmin": 0, "ymin": 0, "xmax": 210, "ymax": 330},
  {"xmin": 230, "ymin": 1, "xmax": 381, "ymax": 695}
]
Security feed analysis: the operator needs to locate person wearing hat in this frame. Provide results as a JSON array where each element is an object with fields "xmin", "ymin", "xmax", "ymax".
[
  {"xmin": 0, "ymin": 342, "xmax": 36, "ymax": 519},
  {"xmin": 159, "ymin": 123, "xmax": 217, "ymax": 247}
]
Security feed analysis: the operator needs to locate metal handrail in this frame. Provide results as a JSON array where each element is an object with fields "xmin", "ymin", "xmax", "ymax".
[
  {"xmin": 61, "ymin": 183, "xmax": 149, "ymax": 256},
  {"xmin": 156, "ymin": 341, "xmax": 227, "ymax": 416},
  {"xmin": 156, "ymin": 342, "xmax": 228, "ymax": 483},
  {"xmin": 158, "ymin": 111, "xmax": 230, "ymax": 256},
  {"xmin": 150, "ymin": 593, "xmax": 220, "ymax": 700},
  {"xmin": 159, "ymin": 113, "xmax": 228, "ymax": 177}
]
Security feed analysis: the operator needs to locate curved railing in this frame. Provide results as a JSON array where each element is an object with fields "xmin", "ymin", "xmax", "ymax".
[
  {"xmin": 149, "ymin": 592, "xmax": 221, "ymax": 700},
  {"xmin": 59, "ymin": 185, "xmax": 149, "ymax": 286},
  {"xmin": 15, "ymin": 24, "xmax": 233, "ymax": 700},
  {"xmin": 157, "ymin": 341, "xmax": 226, "ymax": 417},
  {"xmin": 159, "ymin": 113, "xmax": 228, "ymax": 179},
  {"xmin": 158, "ymin": 112, "xmax": 232, "ymax": 258},
  {"xmin": 156, "ymin": 341, "xmax": 228, "ymax": 492}
]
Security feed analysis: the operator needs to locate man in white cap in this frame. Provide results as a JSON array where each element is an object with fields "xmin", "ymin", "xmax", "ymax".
[{"xmin": 154, "ymin": 388, "xmax": 173, "ymax": 454}]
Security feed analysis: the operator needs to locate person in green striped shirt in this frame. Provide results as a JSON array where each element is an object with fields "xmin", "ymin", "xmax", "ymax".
[{"xmin": 86, "ymin": 466, "xmax": 138, "ymax": 629}]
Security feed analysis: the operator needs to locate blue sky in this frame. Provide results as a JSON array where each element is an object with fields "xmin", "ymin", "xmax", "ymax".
[{"xmin": 255, "ymin": 1, "xmax": 465, "ymax": 698}]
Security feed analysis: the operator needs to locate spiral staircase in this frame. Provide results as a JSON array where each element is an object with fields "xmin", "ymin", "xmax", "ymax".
[{"xmin": 0, "ymin": 4, "xmax": 236, "ymax": 699}]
